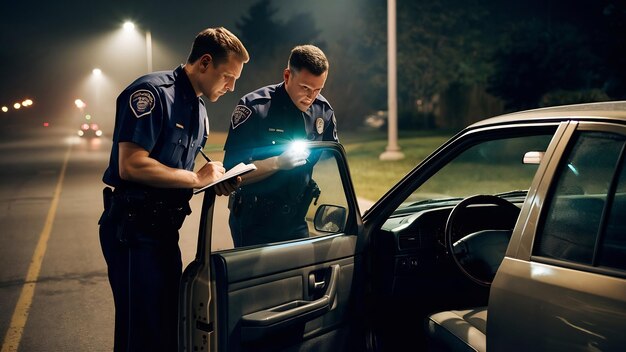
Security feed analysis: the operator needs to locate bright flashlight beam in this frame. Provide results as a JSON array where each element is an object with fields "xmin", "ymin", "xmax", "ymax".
[{"xmin": 290, "ymin": 140, "xmax": 308, "ymax": 154}]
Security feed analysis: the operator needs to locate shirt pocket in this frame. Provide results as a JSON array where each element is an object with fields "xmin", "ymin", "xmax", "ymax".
[{"xmin": 163, "ymin": 129, "xmax": 189, "ymax": 167}]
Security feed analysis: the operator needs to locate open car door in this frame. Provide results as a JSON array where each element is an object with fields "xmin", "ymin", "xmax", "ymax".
[{"xmin": 179, "ymin": 142, "xmax": 366, "ymax": 352}]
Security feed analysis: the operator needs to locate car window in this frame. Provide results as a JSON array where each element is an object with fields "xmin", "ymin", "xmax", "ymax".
[
  {"xmin": 211, "ymin": 146, "xmax": 350, "ymax": 251},
  {"xmin": 397, "ymin": 133, "xmax": 554, "ymax": 210},
  {"xmin": 535, "ymin": 131, "xmax": 626, "ymax": 267}
]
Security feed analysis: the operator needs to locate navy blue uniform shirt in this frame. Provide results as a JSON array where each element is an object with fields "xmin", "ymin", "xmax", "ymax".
[
  {"xmin": 223, "ymin": 82, "xmax": 337, "ymax": 169},
  {"xmin": 223, "ymin": 82, "xmax": 337, "ymax": 198},
  {"xmin": 103, "ymin": 65, "xmax": 208, "ymax": 193}
]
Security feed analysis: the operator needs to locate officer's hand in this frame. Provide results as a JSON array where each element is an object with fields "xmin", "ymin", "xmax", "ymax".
[
  {"xmin": 214, "ymin": 176, "xmax": 241, "ymax": 196},
  {"xmin": 276, "ymin": 148, "xmax": 310, "ymax": 170},
  {"xmin": 197, "ymin": 161, "xmax": 225, "ymax": 186}
]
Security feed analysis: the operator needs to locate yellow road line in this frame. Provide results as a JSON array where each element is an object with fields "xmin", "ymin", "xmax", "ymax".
[{"xmin": 1, "ymin": 144, "xmax": 72, "ymax": 352}]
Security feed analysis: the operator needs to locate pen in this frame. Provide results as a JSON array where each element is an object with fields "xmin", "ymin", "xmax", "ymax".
[{"xmin": 199, "ymin": 149, "xmax": 212, "ymax": 163}]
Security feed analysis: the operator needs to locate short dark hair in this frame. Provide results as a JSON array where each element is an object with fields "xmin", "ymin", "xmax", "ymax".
[
  {"xmin": 187, "ymin": 27, "xmax": 249, "ymax": 66},
  {"xmin": 288, "ymin": 45, "xmax": 329, "ymax": 76}
]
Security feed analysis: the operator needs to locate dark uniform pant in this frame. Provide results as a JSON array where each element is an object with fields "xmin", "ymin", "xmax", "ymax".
[{"xmin": 99, "ymin": 216, "xmax": 181, "ymax": 352}]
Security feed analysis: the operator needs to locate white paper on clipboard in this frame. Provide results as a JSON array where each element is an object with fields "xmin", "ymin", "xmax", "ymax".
[{"xmin": 193, "ymin": 162, "xmax": 256, "ymax": 194}]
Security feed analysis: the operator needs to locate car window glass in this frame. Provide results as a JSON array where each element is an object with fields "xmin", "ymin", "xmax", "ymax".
[
  {"xmin": 397, "ymin": 134, "xmax": 553, "ymax": 209},
  {"xmin": 535, "ymin": 132, "xmax": 624, "ymax": 265},
  {"xmin": 211, "ymin": 147, "xmax": 349, "ymax": 251},
  {"xmin": 598, "ymin": 151, "xmax": 626, "ymax": 270}
]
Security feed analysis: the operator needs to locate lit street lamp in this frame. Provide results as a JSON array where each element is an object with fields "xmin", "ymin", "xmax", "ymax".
[{"xmin": 123, "ymin": 21, "xmax": 153, "ymax": 73}]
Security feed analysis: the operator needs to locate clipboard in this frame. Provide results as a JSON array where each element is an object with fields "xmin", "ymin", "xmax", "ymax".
[{"xmin": 193, "ymin": 162, "xmax": 256, "ymax": 194}]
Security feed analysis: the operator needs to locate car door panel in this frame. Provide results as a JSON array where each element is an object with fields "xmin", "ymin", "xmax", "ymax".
[
  {"xmin": 491, "ymin": 258, "xmax": 626, "ymax": 351},
  {"xmin": 212, "ymin": 236, "xmax": 357, "ymax": 350},
  {"xmin": 180, "ymin": 143, "xmax": 363, "ymax": 352}
]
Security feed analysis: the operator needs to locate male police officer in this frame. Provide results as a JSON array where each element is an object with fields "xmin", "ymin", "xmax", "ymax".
[
  {"xmin": 223, "ymin": 44, "xmax": 338, "ymax": 247},
  {"xmin": 98, "ymin": 27, "xmax": 248, "ymax": 351}
]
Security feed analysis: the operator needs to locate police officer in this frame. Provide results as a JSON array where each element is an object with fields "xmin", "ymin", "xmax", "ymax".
[
  {"xmin": 223, "ymin": 44, "xmax": 338, "ymax": 247},
  {"xmin": 98, "ymin": 27, "xmax": 248, "ymax": 351}
]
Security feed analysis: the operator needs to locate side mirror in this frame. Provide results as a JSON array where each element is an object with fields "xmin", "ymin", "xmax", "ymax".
[
  {"xmin": 314, "ymin": 205, "xmax": 347, "ymax": 233},
  {"xmin": 523, "ymin": 151, "xmax": 545, "ymax": 164}
]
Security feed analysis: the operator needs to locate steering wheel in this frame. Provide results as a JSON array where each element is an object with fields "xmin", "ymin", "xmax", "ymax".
[{"xmin": 445, "ymin": 195, "xmax": 520, "ymax": 287}]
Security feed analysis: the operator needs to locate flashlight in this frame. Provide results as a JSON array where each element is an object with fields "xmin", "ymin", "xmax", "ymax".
[{"xmin": 289, "ymin": 140, "xmax": 311, "ymax": 164}]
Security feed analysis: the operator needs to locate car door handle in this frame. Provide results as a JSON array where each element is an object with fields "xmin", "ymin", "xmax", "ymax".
[{"xmin": 240, "ymin": 264, "xmax": 340, "ymax": 338}]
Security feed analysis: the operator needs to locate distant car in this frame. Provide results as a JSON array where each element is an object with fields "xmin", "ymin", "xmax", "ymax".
[
  {"xmin": 364, "ymin": 110, "xmax": 388, "ymax": 129},
  {"xmin": 77, "ymin": 123, "xmax": 102, "ymax": 138},
  {"xmin": 180, "ymin": 101, "xmax": 626, "ymax": 351}
]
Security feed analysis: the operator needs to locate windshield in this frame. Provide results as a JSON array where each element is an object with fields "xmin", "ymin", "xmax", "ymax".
[{"xmin": 397, "ymin": 134, "xmax": 555, "ymax": 210}]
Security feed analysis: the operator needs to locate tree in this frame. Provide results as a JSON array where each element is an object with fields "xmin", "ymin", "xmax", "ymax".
[
  {"xmin": 351, "ymin": 0, "xmax": 494, "ymax": 128},
  {"xmin": 236, "ymin": 0, "xmax": 323, "ymax": 96},
  {"xmin": 486, "ymin": 0, "xmax": 626, "ymax": 111},
  {"xmin": 487, "ymin": 19, "xmax": 603, "ymax": 111}
]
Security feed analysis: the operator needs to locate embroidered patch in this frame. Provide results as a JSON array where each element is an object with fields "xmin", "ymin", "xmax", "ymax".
[
  {"xmin": 315, "ymin": 117, "xmax": 325, "ymax": 134},
  {"xmin": 129, "ymin": 89, "xmax": 155, "ymax": 118},
  {"xmin": 231, "ymin": 105, "xmax": 252, "ymax": 129}
]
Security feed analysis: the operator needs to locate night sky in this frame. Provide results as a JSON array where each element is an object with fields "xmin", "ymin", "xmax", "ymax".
[
  {"xmin": 0, "ymin": 0, "xmax": 356, "ymax": 132},
  {"xmin": 1, "ymin": 0, "xmax": 618, "ymax": 133}
]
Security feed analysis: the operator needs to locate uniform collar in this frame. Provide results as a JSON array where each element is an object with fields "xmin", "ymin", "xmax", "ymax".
[
  {"xmin": 174, "ymin": 65, "xmax": 198, "ymax": 103},
  {"xmin": 276, "ymin": 82, "xmax": 310, "ymax": 115}
]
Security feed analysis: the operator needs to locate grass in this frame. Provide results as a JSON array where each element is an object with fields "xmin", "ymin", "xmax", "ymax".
[
  {"xmin": 203, "ymin": 129, "xmax": 455, "ymax": 203},
  {"xmin": 341, "ymin": 129, "xmax": 454, "ymax": 201}
]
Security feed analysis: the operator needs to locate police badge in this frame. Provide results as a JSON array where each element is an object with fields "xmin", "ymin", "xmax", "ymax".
[
  {"xmin": 129, "ymin": 89, "xmax": 155, "ymax": 118},
  {"xmin": 315, "ymin": 117, "xmax": 324, "ymax": 134}
]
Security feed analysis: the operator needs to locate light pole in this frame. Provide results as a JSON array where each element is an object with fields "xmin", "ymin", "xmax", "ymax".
[
  {"xmin": 380, "ymin": 0, "xmax": 404, "ymax": 161},
  {"xmin": 91, "ymin": 68, "xmax": 103, "ymax": 119},
  {"xmin": 146, "ymin": 30, "xmax": 152, "ymax": 73},
  {"xmin": 123, "ymin": 21, "xmax": 153, "ymax": 73}
]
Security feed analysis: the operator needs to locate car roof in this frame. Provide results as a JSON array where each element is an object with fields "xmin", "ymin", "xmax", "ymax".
[{"xmin": 469, "ymin": 101, "xmax": 626, "ymax": 129}]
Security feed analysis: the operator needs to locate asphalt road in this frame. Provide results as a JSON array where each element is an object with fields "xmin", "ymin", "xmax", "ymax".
[
  {"xmin": 0, "ymin": 125, "xmax": 374, "ymax": 351},
  {"xmin": 0, "ymin": 126, "xmax": 211, "ymax": 351}
]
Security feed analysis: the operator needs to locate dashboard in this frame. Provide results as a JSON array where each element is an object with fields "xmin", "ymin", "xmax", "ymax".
[{"xmin": 372, "ymin": 200, "xmax": 522, "ymax": 299}]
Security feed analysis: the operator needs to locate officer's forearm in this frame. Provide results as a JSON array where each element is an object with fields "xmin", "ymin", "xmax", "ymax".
[
  {"xmin": 121, "ymin": 158, "xmax": 202, "ymax": 188},
  {"xmin": 119, "ymin": 142, "xmax": 203, "ymax": 188},
  {"xmin": 240, "ymin": 156, "xmax": 280, "ymax": 185}
]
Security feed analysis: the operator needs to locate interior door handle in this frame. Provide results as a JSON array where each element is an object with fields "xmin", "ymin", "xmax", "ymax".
[
  {"xmin": 240, "ymin": 264, "xmax": 340, "ymax": 340},
  {"xmin": 310, "ymin": 273, "xmax": 326, "ymax": 291}
]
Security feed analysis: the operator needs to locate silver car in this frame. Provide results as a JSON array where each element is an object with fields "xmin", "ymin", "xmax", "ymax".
[{"xmin": 180, "ymin": 101, "xmax": 626, "ymax": 351}]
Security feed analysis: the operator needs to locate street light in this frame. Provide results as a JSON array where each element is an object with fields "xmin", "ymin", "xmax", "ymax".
[{"xmin": 123, "ymin": 21, "xmax": 152, "ymax": 73}]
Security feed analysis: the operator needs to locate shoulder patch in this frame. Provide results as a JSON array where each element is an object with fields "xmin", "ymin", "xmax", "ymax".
[
  {"xmin": 231, "ymin": 105, "xmax": 252, "ymax": 129},
  {"xmin": 129, "ymin": 89, "xmax": 156, "ymax": 118}
]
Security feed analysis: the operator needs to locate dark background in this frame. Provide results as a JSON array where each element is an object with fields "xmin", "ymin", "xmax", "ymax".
[{"xmin": 1, "ymin": 0, "xmax": 624, "ymax": 134}]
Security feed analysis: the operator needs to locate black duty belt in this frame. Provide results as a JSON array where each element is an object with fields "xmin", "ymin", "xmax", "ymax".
[
  {"xmin": 102, "ymin": 186, "xmax": 192, "ymax": 235},
  {"xmin": 229, "ymin": 193, "xmax": 301, "ymax": 216}
]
